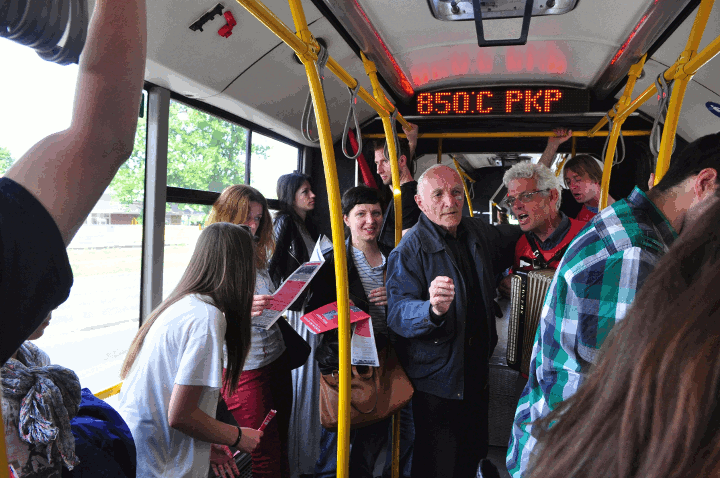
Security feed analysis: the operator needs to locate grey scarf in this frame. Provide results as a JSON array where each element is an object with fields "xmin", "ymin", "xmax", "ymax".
[{"xmin": 2, "ymin": 342, "xmax": 82, "ymax": 473}]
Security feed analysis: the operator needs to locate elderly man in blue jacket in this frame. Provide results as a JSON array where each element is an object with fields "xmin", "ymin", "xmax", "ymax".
[{"xmin": 387, "ymin": 164, "xmax": 519, "ymax": 478}]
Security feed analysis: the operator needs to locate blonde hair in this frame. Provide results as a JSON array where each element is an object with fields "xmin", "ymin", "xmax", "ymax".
[{"xmin": 206, "ymin": 185, "xmax": 274, "ymax": 269}]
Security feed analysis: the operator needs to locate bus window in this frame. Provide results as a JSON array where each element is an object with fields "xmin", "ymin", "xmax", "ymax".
[
  {"xmin": 162, "ymin": 202, "xmax": 209, "ymax": 300},
  {"xmin": 167, "ymin": 101, "xmax": 248, "ymax": 193},
  {"xmin": 33, "ymin": 93, "xmax": 148, "ymax": 394},
  {"xmin": 249, "ymin": 132, "xmax": 300, "ymax": 199},
  {"xmin": 0, "ymin": 40, "xmax": 78, "ymax": 176}
]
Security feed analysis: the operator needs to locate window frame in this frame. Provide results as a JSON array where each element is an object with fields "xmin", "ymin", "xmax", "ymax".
[{"xmin": 140, "ymin": 82, "xmax": 301, "ymax": 324}]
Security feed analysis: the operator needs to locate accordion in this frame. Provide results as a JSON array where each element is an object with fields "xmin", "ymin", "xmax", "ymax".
[{"xmin": 506, "ymin": 269, "xmax": 555, "ymax": 376}]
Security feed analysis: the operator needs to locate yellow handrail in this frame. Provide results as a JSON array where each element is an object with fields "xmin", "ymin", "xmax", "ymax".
[
  {"xmin": 284, "ymin": 1, "xmax": 353, "ymax": 476},
  {"xmin": 95, "ymin": 382, "xmax": 123, "ymax": 400},
  {"xmin": 363, "ymin": 131, "xmax": 651, "ymax": 139},
  {"xmin": 361, "ymin": 51, "xmax": 404, "ymax": 478},
  {"xmin": 363, "ymin": 53, "xmax": 403, "ymax": 249},
  {"xmin": 599, "ymin": 54, "xmax": 647, "ymax": 208},
  {"xmin": 655, "ymin": 0, "xmax": 716, "ymax": 183},
  {"xmin": 232, "ymin": 0, "xmax": 408, "ymax": 131},
  {"xmin": 453, "ymin": 158, "xmax": 476, "ymax": 217}
]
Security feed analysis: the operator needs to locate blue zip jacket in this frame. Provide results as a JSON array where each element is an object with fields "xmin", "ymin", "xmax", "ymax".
[{"xmin": 387, "ymin": 214, "xmax": 519, "ymax": 399}]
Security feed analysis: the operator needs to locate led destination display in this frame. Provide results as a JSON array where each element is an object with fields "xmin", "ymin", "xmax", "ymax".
[{"xmin": 414, "ymin": 88, "xmax": 589, "ymax": 116}]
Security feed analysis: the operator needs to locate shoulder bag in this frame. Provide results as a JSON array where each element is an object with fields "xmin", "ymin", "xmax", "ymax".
[{"xmin": 319, "ymin": 343, "xmax": 413, "ymax": 430}]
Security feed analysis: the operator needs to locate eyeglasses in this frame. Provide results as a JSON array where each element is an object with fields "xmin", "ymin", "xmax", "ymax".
[{"xmin": 504, "ymin": 189, "xmax": 550, "ymax": 208}]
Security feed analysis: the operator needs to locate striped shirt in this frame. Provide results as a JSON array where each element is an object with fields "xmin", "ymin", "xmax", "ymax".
[
  {"xmin": 507, "ymin": 187, "xmax": 677, "ymax": 477},
  {"xmin": 351, "ymin": 246, "xmax": 388, "ymax": 337}
]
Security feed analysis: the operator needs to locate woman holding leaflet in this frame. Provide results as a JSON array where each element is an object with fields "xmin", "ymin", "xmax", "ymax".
[
  {"xmin": 117, "ymin": 223, "xmax": 262, "ymax": 477},
  {"xmin": 206, "ymin": 185, "xmax": 292, "ymax": 478}
]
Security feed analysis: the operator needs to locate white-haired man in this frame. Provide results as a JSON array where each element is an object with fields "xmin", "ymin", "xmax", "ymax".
[
  {"xmin": 387, "ymin": 165, "xmax": 520, "ymax": 478},
  {"xmin": 498, "ymin": 162, "xmax": 587, "ymax": 297}
]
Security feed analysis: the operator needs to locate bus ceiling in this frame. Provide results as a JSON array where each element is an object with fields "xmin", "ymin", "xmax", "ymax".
[{"xmin": 318, "ymin": 0, "xmax": 697, "ymax": 100}]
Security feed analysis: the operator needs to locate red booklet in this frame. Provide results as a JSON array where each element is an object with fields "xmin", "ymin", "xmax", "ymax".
[{"xmin": 299, "ymin": 301, "xmax": 370, "ymax": 334}]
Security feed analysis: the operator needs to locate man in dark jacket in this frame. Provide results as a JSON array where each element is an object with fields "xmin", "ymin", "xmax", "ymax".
[{"xmin": 387, "ymin": 164, "xmax": 519, "ymax": 478}]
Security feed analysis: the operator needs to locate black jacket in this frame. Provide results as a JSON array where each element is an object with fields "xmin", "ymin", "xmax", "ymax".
[
  {"xmin": 268, "ymin": 211, "xmax": 316, "ymax": 311},
  {"xmin": 307, "ymin": 237, "xmax": 393, "ymax": 374}
]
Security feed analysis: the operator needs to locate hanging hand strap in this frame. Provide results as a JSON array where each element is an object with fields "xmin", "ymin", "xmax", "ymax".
[
  {"xmin": 601, "ymin": 105, "xmax": 626, "ymax": 167},
  {"xmin": 383, "ymin": 109, "xmax": 402, "ymax": 166},
  {"xmin": 300, "ymin": 43, "xmax": 330, "ymax": 143},
  {"xmin": 649, "ymin": 73, "xmax": 675, "ymax": 159},
  {"xmin": 341, "ymin": 84, "xmax": 363, "ymax": 159}
]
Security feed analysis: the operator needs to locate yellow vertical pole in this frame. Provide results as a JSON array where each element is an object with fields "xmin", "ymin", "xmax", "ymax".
[
  {"xmin": 600, "ymin": 54, "xmax": 647, "ymax": 208},
  {"xmin": 363, "ymin": 53, "xmax": 403, "ymax": 248},
  {"xmin": 361, "ymin": 52, "xmax": 402, "ymax": 478},
  {"xmin": 554, "ymin": 155, "xmax": 568, "ymax": 178},
  {"xmin": 453, "ymin": 158, "xmax": 475, "ymax": 218},
  {"xmin": 571, "ymin": 137, "xmax": 576, "ymax": 158},
  {"xmin": 287, "ymin": 1, "xmax": 351, "ymax": 476},
  {"xmin": 655, "ymin": 0, "xmax": 715, "ymax": 184},
  {"xmin": 437, "ymin": 139, "xmax": 443, "ymax": 164}
]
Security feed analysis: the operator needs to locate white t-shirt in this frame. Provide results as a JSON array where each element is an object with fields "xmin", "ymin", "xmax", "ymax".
[{"xmin": 117, "ymin": 294, "xmax": 226, "ymax": 478}]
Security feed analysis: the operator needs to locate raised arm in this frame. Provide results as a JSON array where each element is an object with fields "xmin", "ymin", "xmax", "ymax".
[
  {"xmin": 402, "ymin": 123, "xmax": 419, "ymax": 159},
  {"xmin": 538, "ymin": 128, "xmax": 572, "ymax": 169},
  {"xmin": 5, "ymin": 0, "xmax": 148, "ymax": 245}
]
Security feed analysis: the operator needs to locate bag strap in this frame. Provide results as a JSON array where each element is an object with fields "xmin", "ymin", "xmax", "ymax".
[{"xmin": 525, "ymin": 233, "xmax": 570, "ymax": 270}]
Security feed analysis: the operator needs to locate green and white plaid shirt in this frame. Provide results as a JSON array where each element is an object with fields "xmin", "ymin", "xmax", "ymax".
[{"xmin": 507, "ymin": 187, "xmax": 677, "ymax": 477}]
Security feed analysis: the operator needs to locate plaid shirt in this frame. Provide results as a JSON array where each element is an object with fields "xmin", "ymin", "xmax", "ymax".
[{"xmin": 507, "ymin": 187, "xmax": 677, "ymax": 477}]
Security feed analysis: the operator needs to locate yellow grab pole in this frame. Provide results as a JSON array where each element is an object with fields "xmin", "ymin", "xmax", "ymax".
[
  {"xmin": 684, "ymin": 32, "xmax": 720, "ymax": 74},
  {"xmin": 363, "ymin": 52, "xmax": 403, "ymax": 248},
  {"xmin": 600, "ymin": 120, "xmax": 622, "ymax": 208},
  {"xmin": 453, "ymin": 158, "xmax": 475, "ymax": 217},
  {"xmin": 571, "ymin": 136, "xmax": 576, "ymax": 158},
  {"xmin": 286, "ymin": 1, "xmax": 352, "ymax": 476},
  {"xmin": 363, "ymin": 131, "xmax": 651, "ymax": 139},
  {"xmin": 591, "ymin": 2, "xmax": 719, "ymax": 140},
  {"xmin": 600, "ymin": 55, "xmax": 648, "ymax": 208},
  {"xmin": 656, "ymin": 0, "xmax": 715, "ymax": 183},
  {"xmin": 555, "ymin": 155, "xmax": 569, "ymax": 178},
  {"xmin": 437, "ymin": 139, "xmax": 443, "ymax": 164},
  {"xmin": 95, "ymin": 382, "xmax": 123, "ymax": 400},
  {"xmin": 233, "ymin": 0, "xmax": 409, "ymax": 129},
  {"xmin": 655, "ymin": 77, "xmax": 691, "ymax": 183},
  {"xmin": 362, "ymin": 52, "xmax": 402, "ymax": 478}
]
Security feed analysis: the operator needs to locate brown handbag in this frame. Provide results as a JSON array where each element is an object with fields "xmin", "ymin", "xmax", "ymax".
[{"xmin": 319, "ymin": 343, "xmax": 414, "ymax": 430}]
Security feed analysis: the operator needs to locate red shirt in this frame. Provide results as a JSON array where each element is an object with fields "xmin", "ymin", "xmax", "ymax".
[
  {"xmin": 575, "ymin": 204, "xmax": 597, "ymax": 223},
  {"xmin": 513, "ymin": 217, "xmax": 587, "ymax": 272}
]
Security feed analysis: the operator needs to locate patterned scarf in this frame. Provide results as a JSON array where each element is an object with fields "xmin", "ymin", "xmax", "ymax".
[{"xmin": 1, "ymin": 343, "xmax": 82, "ymax": 473}]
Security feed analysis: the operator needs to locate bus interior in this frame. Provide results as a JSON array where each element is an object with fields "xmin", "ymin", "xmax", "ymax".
[{"xmin": 3, "ymin": 0, "xmax": 720, "ymax": 475}]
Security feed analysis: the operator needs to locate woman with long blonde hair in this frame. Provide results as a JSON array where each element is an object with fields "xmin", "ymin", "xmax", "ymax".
[
  {"xmin": 117, "ymin": 222, "xmax": 262, "ymax": 477},
  {"xmin": 206, "ymin": 184, "xmax": 292, "ymax": 478}
]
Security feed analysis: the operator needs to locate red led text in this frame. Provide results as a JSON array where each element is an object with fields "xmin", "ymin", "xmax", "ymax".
[{"xmin": 416, "ymin": 89, "xmax": 565, "ymax": 115}]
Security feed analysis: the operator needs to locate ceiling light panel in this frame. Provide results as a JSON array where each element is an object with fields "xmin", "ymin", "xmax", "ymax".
[{"xmin": 428, "ymin": 0, "xmax": 579, "ymax": 21}]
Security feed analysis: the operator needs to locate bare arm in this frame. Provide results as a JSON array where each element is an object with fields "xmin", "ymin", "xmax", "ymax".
[
  {"xmin": 168, "ymin": 384, "xmax": 262, "ymax": 453},
  {"xmin": 403, "ymin": 123, "xmax": 419, "ymax": 159},
  {"xmin": 538, "ymin": 128, "xmax": 572, "ymax": 168},
  {"xmin": 5, "ymin": 0, "xmax": 148, "ymax": 245}
]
